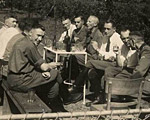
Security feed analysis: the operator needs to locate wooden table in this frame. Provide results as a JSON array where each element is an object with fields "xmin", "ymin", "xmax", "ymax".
[{"xmin": 43, "ymin": 46, "xmax": 88, "ymax": 104}]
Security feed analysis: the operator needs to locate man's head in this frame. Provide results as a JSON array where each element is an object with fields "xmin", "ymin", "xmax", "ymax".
[
  {"xmin": 86, "ymin": 15, "xmax": 99, "ymax": 30},
  {"xmin": 18, "ymin": 18, "xmax": 39, "ymax": 35},
  {"xmin": 62, "ymin": 18, "xmax": 71, "ymax": 30},
  {"xmin": 120, "ymin": 27, "xmax": 131, "ymax": 48},
  {"xmin": 74, "ymin": 16, "xmax": 84, "ymax": 29},
  {"xmin": 104, "ymin": 19, "xmax": 116, "ymax": 37},
  {"xmin": 129, "ymin": 31, "xmax": 144, "ymax": 49},
  {"xmin": 4, "ymin": 15, "xmax": 18, "ymax": 28},
  {"xmin": 29, "ymin": 24, "xmax": 45, "ymax": 46}
]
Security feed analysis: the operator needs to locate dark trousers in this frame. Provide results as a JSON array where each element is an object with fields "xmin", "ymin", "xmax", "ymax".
[
  {"xmin": 86, "ymin": 60, "xmax": 116, "ymax": 93},
  {"xmin": 7, "ymin": 69, "xmax": 63, "ymax": 99},
  {"xmin": 105, "ymin": 66, "xmax": 133, "ymax": 79},
  {"xmin": 86, "ymin": 60, "xmax": 116, "ymax": 70},
  {"xmin": 74, "ymin": 60, "xmax": 116, "ymax": 93}
]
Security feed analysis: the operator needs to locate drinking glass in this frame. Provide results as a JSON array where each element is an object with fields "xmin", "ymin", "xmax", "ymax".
[
  {"xmin": 27, "ymin": 90, "xmax": 35, "ymax": 103},
  {"xmin": 113, "ymin": 45, "xmax": 119, "ymax": 54}
]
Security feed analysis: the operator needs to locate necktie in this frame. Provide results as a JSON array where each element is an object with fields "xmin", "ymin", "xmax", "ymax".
[{"xmin": 106, "ymin": 37, "xmax": 110, "ymax": 52}]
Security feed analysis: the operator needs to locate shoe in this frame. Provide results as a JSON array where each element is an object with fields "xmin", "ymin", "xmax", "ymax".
[
  {"xmin": 69, "ymin": 85, "xmax": 83, "ymax": 94},
  {"xmin": 111, "ymin": 95, "xmax": 133, "ymax": 103},
  {"xmin": 48, "ymin": 96, "xmax": 68, "ymax": 112},
  {"xmin": 63, "ymin": 93, "xmax": 83, "ymax": 105},
  {"xmin": 50, "ymin": 104, "xmax": 68, "ymax": 112},
  {"xmin": 92, "ymin": 92, "xmax": 106, "ymax": 104}
]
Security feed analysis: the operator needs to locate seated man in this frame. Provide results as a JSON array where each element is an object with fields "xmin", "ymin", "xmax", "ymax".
[
  {"xmin": 105, "ymin": 31, "xmax": 150, "ymax": 101},
  {"xmin": 70, "ymin": 19, "xmax": 127, "ymax": 102},
  {"xmin": 75, "ymin": 15, "xmax": 103, "ymax": 66},
  {"xmin": 62, "ymin": 15, "xmax": 103, "ymax": 86},
  {"xmin": 71, "ymin": 15, "xmax": 88, "ymax": 51},
  {"xmin": 2, "ymin": 18, "xmax": 39, "ymax": 76},
  {"xmin": 0, "ymin": 19, "xmax": 20, "ymax": 59},
  {"xmin": 7, "ymin": 23, "xmax": 82, "ymax": 112},
  {"xmin": 46, "ymin": 18, "xmax": 76, "ymax": 63},
  {"xmin": 0, "ymin": 14, "xmax": 18, "ymax": 104},
  {"xmin": 58, "ymin": 18, "xmax": 76, "ymax": 52},
  {"xmin": 0, "ymin": 14, "xmax": 18, "ymax": 67},
  {"xmin": 0, "ymin": 15, "xmax": 19, "ymax": 81},
  {"xmin": 0, "ymin": 14, "xmax": 18, "ymax": 35},
  {"xmin": 63, "ymin": 16, "xmax": 88, "ymax": 80}
]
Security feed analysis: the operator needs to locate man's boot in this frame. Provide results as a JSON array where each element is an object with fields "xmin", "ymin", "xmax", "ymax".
[
  {"xmin": 48, "ymin": 95, "xmax": 68, "ymax": 112},
  {"xmin": 92, "ymin": 90, "xmax": 106, "ymax": 104},
  {"xmin": 88, "ymin": 68, "xmax": 106, "ymax": 104},
  {"xmin": 69, "ymin": 67, "xmax": 90, "ymax": 94},
  {"xmin": 59, "ymin": 84, "xmax": 83, "ymax": 105}
]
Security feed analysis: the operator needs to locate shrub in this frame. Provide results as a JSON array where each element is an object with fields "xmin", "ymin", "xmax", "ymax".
[{"xmin": 3, "ymin": 0, "xmax": 150, "ymax": 44}]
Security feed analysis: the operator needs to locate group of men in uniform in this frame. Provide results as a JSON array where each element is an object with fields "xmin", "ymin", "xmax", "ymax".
[
  {"xmin": 0, "ymin": 14, "xmax": 150, "ymax": 112},
  {"xmin": 58, "ymin": 15, "xmax": 150, "ymax": 104}
]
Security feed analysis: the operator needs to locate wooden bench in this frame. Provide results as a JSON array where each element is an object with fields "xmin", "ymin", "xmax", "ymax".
[{"xmin": 2, "ymin": 79, "xmax": 51, "ymax": 114}]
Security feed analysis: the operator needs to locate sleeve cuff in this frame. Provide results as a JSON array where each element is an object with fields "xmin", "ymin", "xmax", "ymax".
[{"xmin": 35, "ymin": 58, "xmax": 45, "ymax": 67}]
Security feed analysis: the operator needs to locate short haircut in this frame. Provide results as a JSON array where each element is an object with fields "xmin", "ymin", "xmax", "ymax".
[
  {"xmin": 32, "ymin": 23, "xmax": 45, "ymax": 31},
  {"xmin": 130, "ymin": 31, "xmax": 144, "ymax": 42},
  {"xmin": 62, "ymin": 17, "xmax": 71, "ymax": 22},
  {"xmin": 89, "ymin": 15, "xmax": 99, "ymax": 25},
  {"xmin": 18, "ymin": 18, "xmax": 39, "ymax": 32},
  {"xmin": 105, "ymin": 19, "xmax": 116, "ymax": 28},
  {"xmin": 120, "ymin": 25, "xmax": 130, "ymax": 32},
  {"xmin": 75, "ymin": 16, "xmax": 84, "ymax": 21},
  {"xmin": 4, "ymin": 14, "xmax": 17, "ymax": 21}
]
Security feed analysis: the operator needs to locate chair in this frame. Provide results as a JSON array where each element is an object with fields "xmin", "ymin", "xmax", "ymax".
[{"xmin": 105, "ymin": 77, "xmax": 145, "ymax": 110}]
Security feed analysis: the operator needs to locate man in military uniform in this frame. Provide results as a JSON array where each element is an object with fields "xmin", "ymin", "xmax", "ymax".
[
  {"xmin": 105, "ymin": 31, "xmax": 150, "ymax": 101},
  {"xmin": 7, "ymin": 23, "xmax": 82, "ymax": 112},
  {"xmin": 105, "ymin": 31, "xmax": 150, "ymax": 79}
]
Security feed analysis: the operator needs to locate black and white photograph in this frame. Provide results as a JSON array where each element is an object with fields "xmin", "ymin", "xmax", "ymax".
[{"xmin": 0, "ymin": 0, "xmax": 150, "ymax": 119}]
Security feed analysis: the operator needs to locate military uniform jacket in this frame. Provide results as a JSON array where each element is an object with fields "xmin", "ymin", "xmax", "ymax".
[
  {"xmin": 85, "ymin": 27, "xmax": 103, "ymax": 59},
  {"xmin": 7, "ymin": 36, "xmax": 58, "ymax": 92},
  {"xmin": 134, "ymin": 43, "xmax": 150, "ymax": 78}
]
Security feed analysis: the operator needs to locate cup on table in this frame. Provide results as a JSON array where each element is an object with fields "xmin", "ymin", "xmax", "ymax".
[
  {"xmin": 27, "ymin": 89, "xmax": 35, "ymax": 103},
  {"xmin": 113, "ymin": 45, "xmax": 119, "ymax": 54}
]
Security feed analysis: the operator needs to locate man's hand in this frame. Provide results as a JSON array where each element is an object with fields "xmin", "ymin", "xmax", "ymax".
[
  {"xmin": 71, "ymin": 46, "xmax": 77, "ymax": 52},
  {"xmin": 48, "ymin": 62, "xmax": 63, "ymax": 69},
  {"xmin": 108, "ymin": 56, "xmax": 115, "ymax": 61},
  {"xmin": 42, "ymin": 72, "xmax": 51, "ymax": 80},
  {"xmin": 91, "ymin": 41, "xmax": 99, "ymax": 50},
  {"xmin": 74, "ymin": 37, "xmax": 79, "ymax": 42},
  {"xmin": 104, "ymin": 55, "xmax": 115, "ymax": 61}
]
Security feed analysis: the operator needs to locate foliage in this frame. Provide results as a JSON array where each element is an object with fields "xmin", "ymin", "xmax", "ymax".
[{"xmin": 3, "ymin": 0, "xmax": 150, "ymax": 44}]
